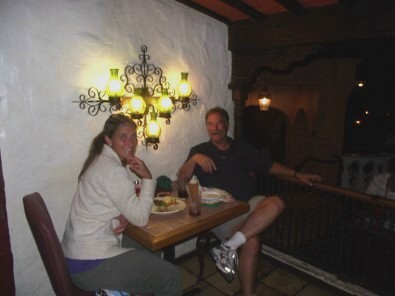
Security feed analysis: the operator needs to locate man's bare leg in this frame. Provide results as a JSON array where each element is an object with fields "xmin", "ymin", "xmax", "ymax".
[
  {"xmin": 235, "ymin": 196, "xmax": 284, "ymax": 295},
  {"xmin": 238, "ymin": 235, "xmax": 260, "ymax": 296},
  {"xmin": 211, "ymin": 196, "xmax": 284, "ymax": 293},
  {"xmin": 238, "ymin": 196, "xmax": 285, "ymax": 239}
]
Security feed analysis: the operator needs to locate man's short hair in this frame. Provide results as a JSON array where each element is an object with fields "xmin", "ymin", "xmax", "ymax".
[{"xmin": 205, "ymin": 106, "xmax": 229, "ymax": 127}]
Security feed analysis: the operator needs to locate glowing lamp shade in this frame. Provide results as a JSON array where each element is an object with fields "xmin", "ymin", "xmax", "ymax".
[
  {"xmin": 177, "ymin": 72, "xmax": 192, "ymax": 100},
  {"xmin": 157, "ymin": 89, "xmax": 173, "ymax": 118},
  {"xmin": 145, "ymin": 112, "xmax": 161, "ymax": 143},
  {"xmin": 106, "ymin": 69, "xmax": 123, "ymax": 100},
  {"xmin": 129, "ymin": 88, "xmax": 146, "ymax": 119},
  {"xmin": 259, "ymin": 97, "xmax": 271, "ymax": 111}
]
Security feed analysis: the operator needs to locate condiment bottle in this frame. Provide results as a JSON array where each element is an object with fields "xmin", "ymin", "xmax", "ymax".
[
  {"xmin": 188, "ymin": 175, "xmax": 201, "ymax": 216},
  {"xmin": 188, "ymin": 175, "xmax": 199, "ymax": 196}
]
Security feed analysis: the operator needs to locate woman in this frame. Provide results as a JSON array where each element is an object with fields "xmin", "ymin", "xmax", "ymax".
[{"xmin": 62, "ymin": 114, "xmax": 182, "ymax": 295}]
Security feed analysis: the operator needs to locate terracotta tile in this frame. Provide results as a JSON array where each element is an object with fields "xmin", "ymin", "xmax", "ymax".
[
  {"xmin": 255, "ymin": 282, "xmax": 283, "ymax": 296},
  {"xmin": 144, "ymin": 223, "xmax": 173, "ymax": 235},
  {"xmin": 183, "ymin": 281, "xmax": 227, "ymax": 296},
  {"xmin": 262, "ymin": 268, "xmax": 307, "ymax": 296},
  {"xmin": 256, "ymin": 256, "xmax": 276, "ymax": 277},
  {"xmin": 165, "ymin": 219, "xmax": 187, "ymax": 229},
  {"xmin": 296, "ymin": 284, "xmax": 342, "ymax": 296},
  {"xmin": 180, "ymin": 254, "xmax": 218, "ymax": 279},
  {"xmin": 205, "ymin": 272, "xmax": 241, "ymax": 295},
  {"xmin": 178, "ymin": 266, "xmax": 198, "ymax": 290}
]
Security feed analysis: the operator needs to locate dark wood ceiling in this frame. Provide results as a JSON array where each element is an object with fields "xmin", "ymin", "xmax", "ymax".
[{"xmin": 174, "ymin": 0, "xmax": 341, "ymax": 24}]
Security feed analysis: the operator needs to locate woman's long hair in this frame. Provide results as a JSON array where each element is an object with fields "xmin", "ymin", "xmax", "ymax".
[{"xmin": 78, "ymin": 114, "xmax": 136, "ymax": 180}]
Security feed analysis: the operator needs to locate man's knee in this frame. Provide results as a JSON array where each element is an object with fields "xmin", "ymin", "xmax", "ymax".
[
  {"xmin": 258, "ymin": 195, "xmax": 285, "ymax": 215},
  {"xmin": 271, "ymin": 195, "xmax": 285, "ymax": 214}
]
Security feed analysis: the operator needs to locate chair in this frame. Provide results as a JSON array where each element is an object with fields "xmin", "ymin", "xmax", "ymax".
[
  {"xmin": 23, "ymin": 192, "xmax": 95, "ymax": 296},
  {"xmin": 24, "ymin": 193, "xmax": 153, "ymax": 296}
]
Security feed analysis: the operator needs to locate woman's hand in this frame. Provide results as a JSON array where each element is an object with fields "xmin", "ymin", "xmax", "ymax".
[
  {"xmin": 112, "ymin": 215, "xmax": 128, "ymax": 235},
  {"xmin": 127, "ymin": 155, "xmax": 152, "ymax": 179}
]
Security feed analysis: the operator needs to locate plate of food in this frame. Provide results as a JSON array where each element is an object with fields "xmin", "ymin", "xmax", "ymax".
[
  {"xmin": 151, "ymin": 196, "xmax": 186, "ymax": 214},
  {"xmin": 201, "ymin": 187, "xmax": 229, "ymax": 204}
]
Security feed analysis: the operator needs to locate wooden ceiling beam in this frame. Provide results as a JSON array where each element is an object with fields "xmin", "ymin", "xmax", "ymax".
[
  {"xmin": 274, "ymin": 0, "xmax": 306, "ymax": 15},
  {"xmin": 174, "ymin": 0, "xmax": 232, "ymax": 25},
  {"xmin": 219, "ymin": 0, "xmax": 266, "ymax": 21}
]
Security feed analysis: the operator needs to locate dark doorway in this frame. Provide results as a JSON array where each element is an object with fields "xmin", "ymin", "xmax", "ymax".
[{"xmin": 242, "ymin": 106, "xmax": 287, "ymax": 162}]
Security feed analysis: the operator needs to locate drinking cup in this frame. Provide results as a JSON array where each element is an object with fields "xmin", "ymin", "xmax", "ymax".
[
  {"xmin": 171, "ymin": 181, "xmax": 178, "ymax": 197},
  {"xmin": 177, "ymin": 177, "xmax": 189, "ymax": 198}
]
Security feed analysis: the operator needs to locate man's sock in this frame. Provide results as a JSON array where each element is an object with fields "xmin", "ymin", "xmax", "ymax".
[{"xmin": 223, "ymin": 231, "xmax": 246, "ymax": 250}]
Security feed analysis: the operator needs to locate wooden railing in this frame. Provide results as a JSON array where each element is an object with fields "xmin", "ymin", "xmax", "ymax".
[{"xmin": 258, "ymin": 175, "xmax": 394, "ymax": 296}]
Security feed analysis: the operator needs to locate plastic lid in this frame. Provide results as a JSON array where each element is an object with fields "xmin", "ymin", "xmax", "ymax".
[{"xmin": 190, "ymin": 175, "xmax": 199, "ymax": 184}]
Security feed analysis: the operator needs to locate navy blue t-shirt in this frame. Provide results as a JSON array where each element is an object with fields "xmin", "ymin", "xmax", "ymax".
[{"xmin": 187, "ymin": 138, "xmax": 273, "ymax": 202}]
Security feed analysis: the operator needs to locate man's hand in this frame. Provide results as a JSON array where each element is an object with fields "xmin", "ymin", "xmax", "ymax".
[
  {"xmin": 192, "ymin": 154, "xmax": 217, "ymax": 173},
  {"xmin": 296, "ymin": 172, "xmax": 323, "ymax": 186}
]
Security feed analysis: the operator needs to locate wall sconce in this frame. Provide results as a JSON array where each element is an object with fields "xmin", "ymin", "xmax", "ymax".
[
  {"xmin": 74, "ymin": 45, "xmax": 198, "ymax": 150},
  {"xmin": 258, "ymin": 85, "xmax": 272, "ymax": 111}
]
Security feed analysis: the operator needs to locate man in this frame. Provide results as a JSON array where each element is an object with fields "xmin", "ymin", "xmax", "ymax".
[{"xmin": 178, "ymin": 106, "xmax": 322, "ymax": 296}]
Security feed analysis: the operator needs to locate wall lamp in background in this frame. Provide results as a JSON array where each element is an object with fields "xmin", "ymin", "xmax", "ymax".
[
  {"xmin": 258, "ymin": 85, "xmax": 272, "ymax": 111},
  {"xmin": 74, "ymin": 45, "xmax": 198, "ymax": 150}
]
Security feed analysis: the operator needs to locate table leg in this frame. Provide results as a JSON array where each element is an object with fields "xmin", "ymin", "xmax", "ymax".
[
  {"xmin": 163, "ymin": 245, "xmax": 175, "ymax": 263},
  {"xmin": 196, "ymin": 231, "xmax": 219, "ymax": 283}
]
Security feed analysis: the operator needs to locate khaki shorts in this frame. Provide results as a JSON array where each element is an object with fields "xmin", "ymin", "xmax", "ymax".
[{"xmin": 211, "ymin": 195, "xmax": 266, "ymax": 241}]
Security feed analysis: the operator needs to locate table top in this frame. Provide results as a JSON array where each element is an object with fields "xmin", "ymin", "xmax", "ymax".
[{"xmin": 124, "ymin": 199, "xmax": 250, "ymax": 251}]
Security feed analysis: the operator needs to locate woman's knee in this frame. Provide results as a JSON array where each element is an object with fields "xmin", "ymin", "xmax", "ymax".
[{"xmin": 160, "ymin": 263, "xmax": 182, "ymax": 295}]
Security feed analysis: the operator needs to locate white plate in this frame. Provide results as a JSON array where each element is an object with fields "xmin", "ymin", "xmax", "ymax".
[
  {"xmin": 201, "ymin": 191, "xmax": 222, "ymax": 201},
  {"xmin": 201, "ymin": 187, "xmax": 227, "ymax": 202},
  {"xmin": 151, "ymin": 197, "xmax": 186, "ymax": 215}
]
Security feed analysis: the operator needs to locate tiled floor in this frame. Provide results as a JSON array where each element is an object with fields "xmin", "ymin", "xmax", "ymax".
[{"xmin": 177, "ymin": 253, "xmax": 350, "ymax": 296}]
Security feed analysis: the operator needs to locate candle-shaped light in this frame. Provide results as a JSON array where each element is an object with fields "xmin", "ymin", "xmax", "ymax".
[
  {"xmin": 259, "ymin": 96, "xmax": 271, "ymax": 111},
  {"xmin": 258, "ymin": 85, "xmax": 272, "ymax": 111},
  {"xmin": 129, "ymin": 88, "xmax": 146, "ymax": 119},
  {"xmin": 106, "ymin": 69, "xmax": 123, "ymax": 102},
  {"xmin": 145, "ymin": 112, "xmax": 161, "ymax": 143},
  {"xmin": 157, "ymin": 89, "xmax": 173, "ymax": 118},
  {"xmin": 177, "ymin": 72, "xmax": 192, "ymax": 100}
]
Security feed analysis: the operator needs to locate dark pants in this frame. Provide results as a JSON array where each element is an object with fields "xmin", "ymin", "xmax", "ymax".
[{"xmin": 71, "ymin": 236, "xmax": 182, "ymax": 296}]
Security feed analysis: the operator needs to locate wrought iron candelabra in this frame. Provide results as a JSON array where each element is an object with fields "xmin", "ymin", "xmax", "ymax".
[{"xmin": 74, "ymin": 45, "xmax": 198, "ymax": 150}]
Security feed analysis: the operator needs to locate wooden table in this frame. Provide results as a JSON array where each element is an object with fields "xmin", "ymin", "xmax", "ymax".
[
  {"xmin": 124, "ymin": 199, "xmax": 250, "ymax": 252},
  {"xmin": 124, "ymin": 199, "xmax": 249, "ymax": 282}
]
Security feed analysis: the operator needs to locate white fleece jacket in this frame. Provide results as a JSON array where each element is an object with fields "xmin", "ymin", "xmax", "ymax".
[{"xmin": 62, "ymin": 145, "xmax": 155, "ymax": 260}]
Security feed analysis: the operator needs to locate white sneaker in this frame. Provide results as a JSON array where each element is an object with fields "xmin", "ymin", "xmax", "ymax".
[{"xmin": 210, "ymin": 243, "xmax": 239, "ymax": 282}]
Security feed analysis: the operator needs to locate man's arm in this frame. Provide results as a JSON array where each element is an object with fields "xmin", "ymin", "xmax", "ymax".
[
  {"xmin": 269, "ymin": 162, "xmax": 323, "ymax": 186},
  {"xmin": 178, "ymin": 156, "xmax": 198, "ymax": 180},
  {"xmin": 178, "ymin": 153, "xmax": 217, "ymax": 179}
]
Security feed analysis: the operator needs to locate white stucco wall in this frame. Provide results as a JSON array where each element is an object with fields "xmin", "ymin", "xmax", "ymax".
[{"xmin": 0, "ymin": 0, "xmax": 232, "ymax": 294}]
